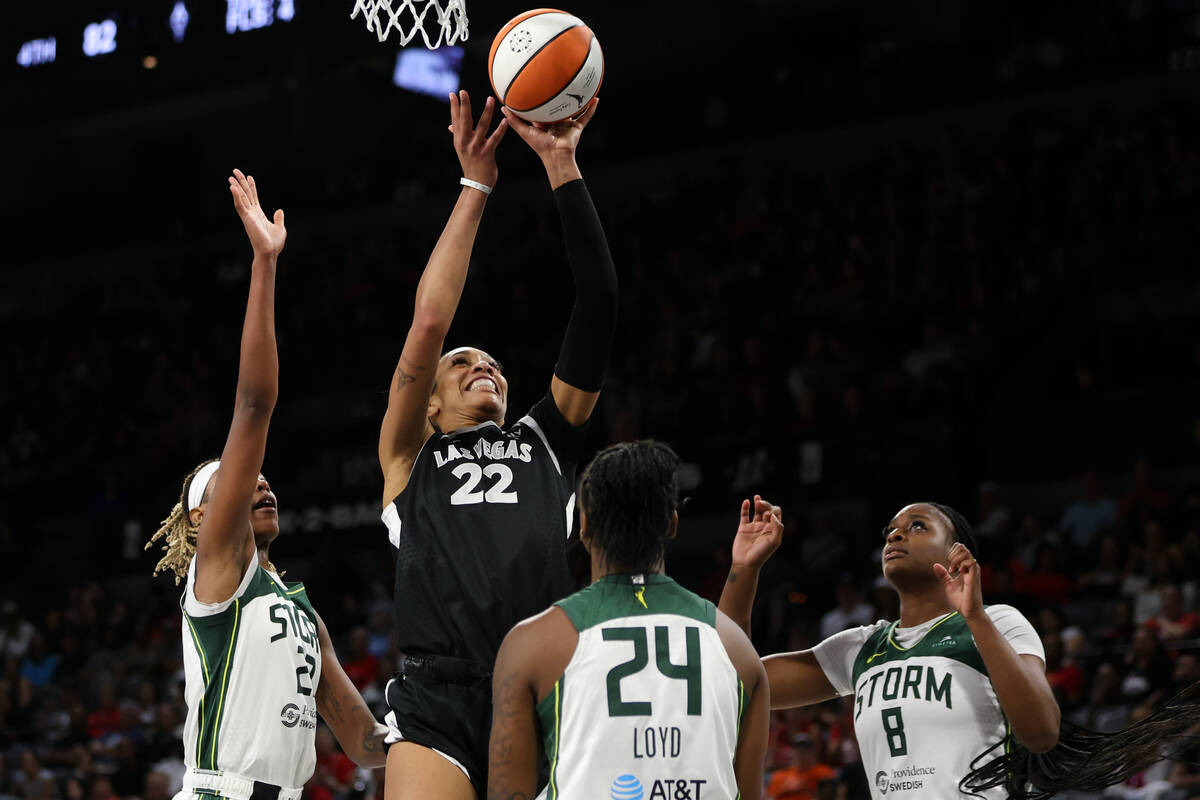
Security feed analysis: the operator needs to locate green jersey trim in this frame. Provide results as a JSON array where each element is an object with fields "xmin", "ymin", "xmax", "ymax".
[
  {"xmin": 885, "ymin": 612, "xmax": 959, "ymax": 652},
  {"xmin": 733, "ymin": 677, "xmax": 746, "ymax": 800},
  {"xmin": 184, "ymin": 595, "xmax": 244, "ymax": 770},
  {"xmin": 183, "ymin": 615, "xmax": 212, "ymax": 765},
  {"xmin": 851, "ymin": 613, "xmax": 987, "ymax": 686},
  {"xmin": 183, "ymin": 567, "xmax": 286, "ymax": 770},
  {"xmin": 555, "ymin": 575, "xmax": 715, "ymax": 632},
  {"xmin": 208, "ymin": 597, "xmax": 242, "ymax": 769},
  {"xmin": 276, "ymin": 576, "xmax": 317, "ymax": 625},
  {"xmin": 536, "ymin": 678, "xmax": 564, "ymax": 799}
]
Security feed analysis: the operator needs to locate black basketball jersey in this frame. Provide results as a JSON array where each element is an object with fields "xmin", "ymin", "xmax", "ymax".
[{"xmin": 382, "ymin": 393, "xmax": 582, "ymax": 665}]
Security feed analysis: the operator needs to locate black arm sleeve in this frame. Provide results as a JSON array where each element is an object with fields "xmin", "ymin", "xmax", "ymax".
[{"xmin": 552, "ymin": 178, "xmax": 618, "ymax": 392}]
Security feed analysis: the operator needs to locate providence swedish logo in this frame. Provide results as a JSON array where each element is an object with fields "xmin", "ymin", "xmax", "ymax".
[{"xmin": 610, "ymin": 774, "xmax": 644, "ymax": 800}]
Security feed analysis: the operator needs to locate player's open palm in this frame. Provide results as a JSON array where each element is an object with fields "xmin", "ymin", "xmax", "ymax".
[
  {"xmin": 229, "ymin": 169, "xmax": 285, "ymax": 258},
  {"xmin": 502, "ymin": 97, "xmax": 598, "ymax": 161},
  {"xmin": 731, "ymin": 495, "xmax": 783, "ymax": 569},
  {"xmin": 933, "ymin": 542, "xmax": 984, "ymax": 621},
  {"xmin": 449, "ymin": 90, "xmax": 507, "ymax": 187}
]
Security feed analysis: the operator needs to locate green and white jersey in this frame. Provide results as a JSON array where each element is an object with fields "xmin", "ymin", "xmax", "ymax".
[
  {"xmin": 812, "ymin": 605, "xmax": 1043, "ymax": 800},
  {"xmin": 538, "ymin": 574, "xmax": 744, "ymax": 800},
  {"xmin": 179, "ymin": 557, "xmax": 322, "ymax": 791}
]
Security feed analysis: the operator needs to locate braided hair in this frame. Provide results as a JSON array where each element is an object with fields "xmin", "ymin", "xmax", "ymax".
[
  {"xmin": 145, "ymin": 459, "xmax": 278, "ymax": 582},
  {"xmin": 144, "ymin": 459, "xmax": 217, "ymax": 584},
  {"xmin": 577, "ymin": 440, "xmax": 681, "ymax": 575},
  {"xmin": 921, "ymin": 503, "xmax": 1200, "ymax": 797},
  {"xmin": 961, "ymin": 681, "xmax": 1200, "ymax": 798}
]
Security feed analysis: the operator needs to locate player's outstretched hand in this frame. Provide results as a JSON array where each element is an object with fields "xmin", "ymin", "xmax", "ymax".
[
  {"xmin": 500, "ymin": 96, "xmax": 598, "ymax": 163},
  {"xmin": 933, "ymin": 543, "xmax": 984, "ymax": 622},
  {"xmin": 229, "ymin": 169, "xmax": 285, "ymax": 259},
  {"xmin": 448, "ymin": 90, "xmax": 508, "ymax": 188},
  {"xmin": 731, "ymin": 494, "xmax": 783, "ymax": 571}
]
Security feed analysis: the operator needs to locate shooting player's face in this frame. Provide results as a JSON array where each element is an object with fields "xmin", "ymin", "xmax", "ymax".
[
  {"xmin": 881, "ymin": 503, "xmax": 955, "ymax": 585},
  {"xmin": 430, "ymin": 347, "xmax": 508, "ymax": 426},
  {"xmin": 250, "ymin": 474, "xmax": 280, "ymax": 543}
]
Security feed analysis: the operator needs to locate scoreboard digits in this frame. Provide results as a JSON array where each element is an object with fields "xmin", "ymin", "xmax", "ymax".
[
  {"xmin": 16, "ymin": 1, "xmax": 295, "ymax": 69},
  {"xmin": 17, "ymin": 38, "xmax": 56, "ymax": 68},
  {"xmin": 82, "ymin": 20, "xmax": 118, "ymax": 58}
]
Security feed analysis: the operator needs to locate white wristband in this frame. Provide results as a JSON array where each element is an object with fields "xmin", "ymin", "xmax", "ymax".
[{"xmin": 460, "ymin": 177, "xmax": 493, "ymax": 195}]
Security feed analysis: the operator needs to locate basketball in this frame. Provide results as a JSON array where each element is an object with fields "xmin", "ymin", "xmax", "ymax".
[{"xmin": 488, "ymin": 8, "xmax": 604, "ymax": 124}]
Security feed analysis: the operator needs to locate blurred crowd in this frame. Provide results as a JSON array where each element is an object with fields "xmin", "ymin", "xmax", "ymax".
[
  {"xmin": 3, "ymin": 94, "xmax": 1200, "ymax": 799},
  {"xmin": 1, "ymin": 462, "xmax": 1199, "ymax": 800}
]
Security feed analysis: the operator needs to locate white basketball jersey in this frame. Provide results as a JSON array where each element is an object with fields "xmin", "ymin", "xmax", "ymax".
[
  {"xmin": 540, "ymin": 574, "xmax": 744, "ymax": 800},
  {"xmin": 813, "ymin": 605, "xmax": 1044, "ymax": 800},
  {"xmin": 179, "ymin": 558, "xmax": 322, "ymax": 789}
]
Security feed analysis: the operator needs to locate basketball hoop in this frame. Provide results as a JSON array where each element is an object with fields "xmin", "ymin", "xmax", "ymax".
[{"xmin": 351, "ymin": 0, "xmax": 468, "ymax": 49}]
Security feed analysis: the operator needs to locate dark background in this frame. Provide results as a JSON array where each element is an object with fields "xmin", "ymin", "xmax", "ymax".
[{"xmin": 3, "ymin": 1, "xmax": 1200, "ymax": 798}]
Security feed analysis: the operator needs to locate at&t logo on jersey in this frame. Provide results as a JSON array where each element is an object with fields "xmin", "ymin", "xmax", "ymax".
[
  {"xmin": 610, "ymin": 775, "xmax": 643, "ymax": 800},
  {"xmin": 609, "ymin": 774, "xmax": 707, "ymax": 800}
]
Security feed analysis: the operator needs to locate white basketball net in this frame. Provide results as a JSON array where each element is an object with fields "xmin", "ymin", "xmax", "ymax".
[{"xmin": 351, "ymin": 0, "xmax": 468, "ymax": 49}]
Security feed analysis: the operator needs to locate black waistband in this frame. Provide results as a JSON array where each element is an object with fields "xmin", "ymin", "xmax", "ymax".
[
  {"xmin": 400, "ymin": 653, "xmax": 492, "ymax": 685},
  {"xmin": 249, "ymin": 783, "xmax": 281, "ymax": 800}
]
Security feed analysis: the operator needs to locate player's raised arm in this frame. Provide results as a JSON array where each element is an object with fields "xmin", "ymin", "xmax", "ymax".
[
  {"xmin": 717, "ymin": 495, "xmax": 784, "ymax": 637},
  {"xmin": 379, "ymin": 91, "xmax": 508, "ymax": 506},
  {"xmin": 502, "ymin": 100, "xmax": 617, "ymax": 427},
  {"xmin": 935, "ymin": 543, "xmax": 1061, "ymax": 752},
  {"xmin": 716, "ymin": 497, "xmax": 839, "ymax": 709},
  {"xmin": 192, "ymin": 169, "xmax": 285, "ymax": 604}
]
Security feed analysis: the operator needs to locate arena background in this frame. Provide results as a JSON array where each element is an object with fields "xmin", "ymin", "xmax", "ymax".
[{"xmin": 4, "ymin": 1, "xmax": 1200, "ymax": 798}]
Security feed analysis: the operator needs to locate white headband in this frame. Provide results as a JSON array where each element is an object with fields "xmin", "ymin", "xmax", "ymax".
[{"xmin": 187, "ymin": 461, "xmax": 221, "ymax": 513}]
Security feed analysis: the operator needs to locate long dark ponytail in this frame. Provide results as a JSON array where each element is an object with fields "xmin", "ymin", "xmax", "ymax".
[
  {"xmin": 922, "ymin": 502, "xmax": 1200, "ymax": 797},
  {"xmin": 960, "ymin": 681, "xmax": 1200, "ymax": 798}
]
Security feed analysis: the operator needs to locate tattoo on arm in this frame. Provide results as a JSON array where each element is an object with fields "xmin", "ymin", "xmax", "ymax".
[
  {"xmin": 487, "ymin": 672, "xmax": 533, "ymax": 800},
  {"xmin": 362, "ymin": 729, "xmax": 386, "ymax": 753},
  {"xmin": 315, "ymin": 679, "xmax": 344, "ymax": 723},
  {"xmin": 727, "ymin": 571, "xmax": 738, "ymax": 583},
  {"xmin": 392, "ymin": 366, "xmax": 416, "ymax": 391},
  {"xmin": 391, "ymin": 357, "xmax": 427, "ymax": 393},
  {"xmin": 317, "ymin": 676, "xmax": 386, "ymax": 760}
]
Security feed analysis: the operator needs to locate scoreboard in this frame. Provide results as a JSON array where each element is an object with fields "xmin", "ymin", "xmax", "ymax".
[
  {"xmin": 14, "ymin": 1, "xmax": 297, "ymax": 68},
  {"xmin": 5, "ymin": 0, "xmax": 471, "ymax": 127},
  {"xmin": 3, "ymin": 1, "xmax": 378, "ymax": 130}
]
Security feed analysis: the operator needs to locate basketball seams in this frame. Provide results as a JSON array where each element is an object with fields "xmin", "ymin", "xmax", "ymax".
[
  {"xmin": 509, "ymin": 33, "xmax": 599, "ymax": 115},
  {"xmin": 512, "ymin": 37, "xmax": 603, "ymax": 121},
  {"xmin": 489, "ymin": 10, "xmax": 582, "ymax": 101},
  {"xmin": 499, "ymin": 23, "xmax": 584, "ymax": 106},
  {"xmin": 488, "ymin": 7, "xmax": 565, "ymax": 79}
]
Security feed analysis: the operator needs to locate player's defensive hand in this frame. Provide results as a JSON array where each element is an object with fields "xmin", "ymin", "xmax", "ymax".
[
  {"xmin": 229, "ymin": 169, "xmax": 286, "ymax": 259},
  {"xmin": 731, "ymin": 494, "xmax": 783, "ymax": 571},
  {"xmin": 933, "ymin": 543, "xmax": 984, "ymax": 622},
  {"xmin": 501, "ymin": 97, "xmax": 597, "ymax": 164},
  {"xmin": 448, "ymin": 90, "xmax": 507, "ymax": 188}
]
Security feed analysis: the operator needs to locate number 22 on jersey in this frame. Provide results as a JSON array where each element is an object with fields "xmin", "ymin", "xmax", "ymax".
[{"xmin": 449, "ymin": 463, "xmax": 518, "ymax": 505}]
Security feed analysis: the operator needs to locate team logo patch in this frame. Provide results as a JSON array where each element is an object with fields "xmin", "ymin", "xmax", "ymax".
[
  {"xmin": 610, "ymin": 774, "xmax": 644, "ymax": 800},
  {"xmin": 875, "ymin": 771, "xmax": 890, "ymax": 795},
  {"xmin": 280, "ymin": 703, "xmax": 301, "ymax": 728}
]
